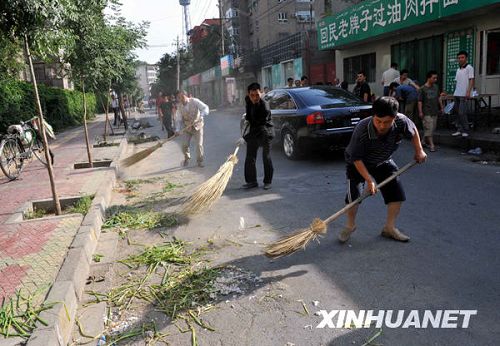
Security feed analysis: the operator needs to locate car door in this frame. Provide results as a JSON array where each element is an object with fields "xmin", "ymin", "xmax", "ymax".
[{"xmin": 269, "ymin": 91, "xmax": 297, "ymax": 134}]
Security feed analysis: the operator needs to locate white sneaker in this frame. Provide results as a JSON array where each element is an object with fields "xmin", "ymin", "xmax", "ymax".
[
  {"xmin": 451, "ymin": 131, "xmax": 461, "ymax": 136},
  {"xmin": 461, "ymin": 133, "xmax": 469, "ymax": 138}
]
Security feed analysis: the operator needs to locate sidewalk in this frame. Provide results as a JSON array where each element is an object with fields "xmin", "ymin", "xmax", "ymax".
[{"xmin": 0, "ymin": 114, "xmax": 129, "ymax": 345}]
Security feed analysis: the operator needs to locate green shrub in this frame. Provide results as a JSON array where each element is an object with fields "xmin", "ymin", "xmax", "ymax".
[{"xmin": 0, "ymin": 78, "xmax": 96, "ymax": 134}]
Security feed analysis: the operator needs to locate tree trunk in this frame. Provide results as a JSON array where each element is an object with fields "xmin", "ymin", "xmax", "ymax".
[
  {"xmin": 24, "ymin": 34, "xmax": 62, "ymax": 215},
  {"xmin": 103, "ymin": 81, "xmax": 113, "ymax": 141},
  {"xmin": 100, "ymin": 97, "xmax": 114, "ymax": 142},
  {"xmin": 81, "ymin": 80, "xmax": 93, "ymax": 167}
]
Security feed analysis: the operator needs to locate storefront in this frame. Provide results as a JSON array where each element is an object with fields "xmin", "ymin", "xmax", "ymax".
[
  {"xmin": 318, "ymin": 0, "xmax": 500, "ymax": 106},
  {"xmin": 260, "ymin": 58, "xmax": 304, "ymax": 90}
]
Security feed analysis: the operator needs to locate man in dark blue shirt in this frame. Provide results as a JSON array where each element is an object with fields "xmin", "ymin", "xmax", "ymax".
[
  {"xmin": 395, "ymin": 83, "xmax": 420, "ymax": 128},
  {"xmin": 340, "ymin": 97, "xmax": 427, "ymax": 243}
]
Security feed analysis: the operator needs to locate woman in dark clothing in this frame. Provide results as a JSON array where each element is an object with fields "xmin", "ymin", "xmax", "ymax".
[{"xmin": 243, "ymin": 82, "xmax": 274, "ymax": 190}]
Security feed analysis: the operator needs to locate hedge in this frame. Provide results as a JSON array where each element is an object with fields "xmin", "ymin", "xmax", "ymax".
[{"xmin": 0, "ymin": 79, "xmax": 96, "ymax": 134}]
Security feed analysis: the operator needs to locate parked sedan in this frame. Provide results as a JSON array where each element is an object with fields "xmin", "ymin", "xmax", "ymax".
[{"xmin": 260, "ymin": 86, "xmax": 372, "ymax": 159}]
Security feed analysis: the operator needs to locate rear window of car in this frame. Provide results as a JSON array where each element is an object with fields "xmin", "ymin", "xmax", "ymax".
[{"xmin": 298, "ymin": 88, "xmax": 365, "ymax": 108}]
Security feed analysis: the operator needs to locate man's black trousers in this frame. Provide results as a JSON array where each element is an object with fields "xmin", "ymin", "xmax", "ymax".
[
  {"xmin": 244, "ymin": 137, "xmax": 273, "ymax": 184},
  {"xmin": 113, "ymin": 107, "xmax": 120, "ymax": 125}
]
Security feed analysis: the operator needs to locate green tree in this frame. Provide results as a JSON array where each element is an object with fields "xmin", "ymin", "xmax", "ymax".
[
  {"xmin": 155, "ymin": 43, "xmax": 193, "ymax": 95},
  {"xmin": 64, "ymin": 1, "xmax": 147, "ymax": 139},
  {"xmin": 64, "ymin": 0, "xmax": 108, "ymax": 167},
  {"xmin": 0, "ymin": 0, "xmax": 77, "ymax": 215}
]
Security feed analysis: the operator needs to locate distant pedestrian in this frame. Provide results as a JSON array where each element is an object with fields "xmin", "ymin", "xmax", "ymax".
[
  {"xmin": 381, "ymin": 62, "xmax": 400, "ymax": 96},
  {"xmin": 294, "ymin": 80, "xmax": 301, "ymax": 87},
  {"xmin": 263, "ymin": 86, "xmax": 270, "ymax": 94},
  {"xmin": 339, "ymin": 97, "xmax": 427, "ymax": 244},
  {"xmin": 353, "ymin": 71, "xmax": 371, "ymax": 102},
  {"xmin": 243, "ymin": 82, "xmax": 274, "ymax": 190},
  {"xmin": 418, "ymin": 71, "xmax": 444, "ymax": 152},
  {"xmin": 156, "ymin": 91, "xmax": 164, "ymax": 120},
  {"xmin": 287, "ymin": 77, "xmax": 294, "ymax": 88},
  {"xmin": 300, "ymin": 75, "xmax": 309, "ymax": 86},
  {"xmin": 334, "ymin": 78, "xmax": 341, "ymax": 87},
  {"xmin": 111, "ymin": 94, "xmax": 120, "ymax": 126},
  {"xmin": 394, "ymin": 69, "xmax": 420, "ymax": 90},
  {"xmin": 175, "ymin": 90, "xmax": 210, "ymax": 167},
  {"xmin": 395, "ymin": 83, "xmax": 420, "ymax": 129},
  {"xmin": 452, "ymin": 50, "xmax": 474, "ymax": 138},
  {"xmin": 340, "ymin": 81, "xmax": 348, "ymax": 91},
  {"xmin": 160, "ymin": 95, "xmax": 175, "ymax": 138}
]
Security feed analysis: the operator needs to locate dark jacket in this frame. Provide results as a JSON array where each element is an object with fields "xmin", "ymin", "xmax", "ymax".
[{"xmin": 244, "ymin": 96, "xmax": 274, "ymax": 141}]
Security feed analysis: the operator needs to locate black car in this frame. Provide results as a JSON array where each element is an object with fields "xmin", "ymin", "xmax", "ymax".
[{"xmin": 261, "ymin": 86, "xmax": 372, "ymax": 159}]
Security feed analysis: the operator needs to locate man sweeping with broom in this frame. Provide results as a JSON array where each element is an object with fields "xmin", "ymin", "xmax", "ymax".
[
  {"xmin": 339, "ymin": 96, "xmax": 427, "ymax": 243},
  {"xmin": 175, "ymin": 90, "xmax": 210, "ymax": 167}
]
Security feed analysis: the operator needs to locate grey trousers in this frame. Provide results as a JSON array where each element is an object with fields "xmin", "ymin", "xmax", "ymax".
[
  {"xmin": 183, "ymin": 127, "xmax": 204, "ymax": 163},
  {"xmin": 454, "ymin": 97, "xmax": 470, "ymax": 132}
]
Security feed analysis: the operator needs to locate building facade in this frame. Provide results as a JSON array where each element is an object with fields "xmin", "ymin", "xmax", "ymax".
[
  {"xmin": 136, "ymin": 62, "xmax": 158, "ymax": 101},
  {"xmin": 318, "ymin": 0, "xmax": 500, "ymax": 106}
]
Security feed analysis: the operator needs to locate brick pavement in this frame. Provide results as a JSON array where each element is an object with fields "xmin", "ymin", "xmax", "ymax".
[{"xmin": 0, "ymin": 114, "xmax": 123, "ymax": 303}]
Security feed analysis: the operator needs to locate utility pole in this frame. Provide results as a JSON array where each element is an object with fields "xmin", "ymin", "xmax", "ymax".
[
  {"xmin": 176, "ymin": 36, "xmax": 180, "ymax": 91},
  {"xmin": 218, "ymin": 0, "xmax": 224, "ymax": 56}
]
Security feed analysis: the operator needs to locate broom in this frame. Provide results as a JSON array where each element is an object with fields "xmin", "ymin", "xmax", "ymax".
[
  {"xmin": 264, "ymin": 161, "xmax": 418, "ymax": 258},
  {"xmin": 120, "ymin": 124, "xmax": 194, "ymax": 168},
  {"xmin": 180, "ymin": 141, "xmax": 242, "ymax": 215}
]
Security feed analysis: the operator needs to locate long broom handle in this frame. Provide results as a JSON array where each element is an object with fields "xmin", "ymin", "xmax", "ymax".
[
  {"xmin": 323, "ymin": 161, "xmax": 418, "ymax": 225},
  {"xmin": 158, "ymin": 123, "xmax": 196, "ymax": 145}
]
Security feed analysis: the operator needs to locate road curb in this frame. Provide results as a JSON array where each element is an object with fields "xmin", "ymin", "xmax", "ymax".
[{"xmin": 25, "ymin": 134, "xmax": 128, "ymax": 346}]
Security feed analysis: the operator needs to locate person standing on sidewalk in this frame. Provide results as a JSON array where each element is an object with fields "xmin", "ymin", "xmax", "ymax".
[
  {"xmin": 175, "ymin": 90, "xmax": 209, "ymax": 167},
  {"xmin": 353, "ymin": 71, "xmax": 371, "ymax": 103},
  {"xmin": 381, "ymin": 62, "xmax": 400, "ymax": 96},
  {"xmin": 395, "ymin": 82, "xmax": 420, "ymax": 129},
  {"xmin": 111, "ymin": 94, "xmax": 120, "ymax": 126},
  {"xmin": 418, "ymin": 71, "xmax": 444, "ymax": 152},
  {"xmin": 452, "ymin": 50, "xmax": 475, "ymax": 138},
  {"xmin": 243, "ymin": 82, "xmax": 274, "ymax": 190},
  {"xmin": 339, "ymin": 97, "xmax": 427, "ymax": 243}
]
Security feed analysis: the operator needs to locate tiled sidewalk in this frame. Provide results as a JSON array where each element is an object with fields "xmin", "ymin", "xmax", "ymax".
[{"xmin": 0, "ymin": 115, "xmax": 123, "ymax": 303}]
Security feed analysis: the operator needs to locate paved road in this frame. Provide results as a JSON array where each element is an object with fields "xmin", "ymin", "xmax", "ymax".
[{"xmin": 119, "ymin": 108, "xmax": 500, "ymax": 346}]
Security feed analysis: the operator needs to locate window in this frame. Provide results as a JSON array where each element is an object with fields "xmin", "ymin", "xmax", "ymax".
[
  {"xmin": 278, "ymin": 12, "xmax": 288, "ymax": 23},
  {"xmin": 295, "ymin": 10, "xmax": 314, "ymax": 22},
  {"xmin": 226, "ymin": 8, "xmax": 238, "ymax": 18},
  {"xmin": 270, "ymin": 92, "xmax": 296, "ymax": 110},
  {"xmin": 228, "ymin": 26, "xmax": 239, "ymax": 36},
  {"xmin": 343, "ymin": 53, "xmax": 376, "ymax": 84},
  {"xmin": 487, "ymin": 32, "xmax": 500, "ymax": 75}
]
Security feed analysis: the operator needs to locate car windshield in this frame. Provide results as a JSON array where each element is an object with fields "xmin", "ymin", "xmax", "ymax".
[{"xmin": 298, "ymin": 88, "xmax": 364, "ymax": 107}]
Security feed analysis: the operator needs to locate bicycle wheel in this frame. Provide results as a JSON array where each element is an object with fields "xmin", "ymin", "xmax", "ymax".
[
  {"xmin": 32, "ymin": 136, "xmax": 49, "ymax": 166},
  {"xmin": 0, "ymin": 137, "xmax": 25, "ymax": 180}
]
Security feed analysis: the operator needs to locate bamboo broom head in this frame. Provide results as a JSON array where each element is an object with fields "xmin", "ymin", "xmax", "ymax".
[
  {"xmin": 120, "ymin": 141, "xmax": 163, "ymax": 167},
  {"xmin": 180, "ymin": 153, "xmax": 238, "ymax": 215},
  {"xmin": 264, "ymin": 218, "xmax": 327, "ymax": 258}
]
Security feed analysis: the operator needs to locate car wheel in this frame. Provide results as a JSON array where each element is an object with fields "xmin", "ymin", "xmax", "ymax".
[{"xmin": 282, "ymin": 130, "xmax": 301, "ymax": 160}]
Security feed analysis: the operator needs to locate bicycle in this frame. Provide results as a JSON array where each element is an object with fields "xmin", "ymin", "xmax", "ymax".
[{"xmin": 0, "ymin": 117, "xmax": 55, "ymax": 180}]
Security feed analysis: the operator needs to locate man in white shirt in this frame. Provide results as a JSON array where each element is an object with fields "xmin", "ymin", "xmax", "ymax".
[
  {"xmin": 381, "ymin": 62, "xmax": 400, "ymax": 96},
  {"xmin": 452, "ymin": 50, "xmax": 475, "ymax": 137},
  {"xmin": 175, "ymin": 90, "xmax": 210, "ymax": 167}
]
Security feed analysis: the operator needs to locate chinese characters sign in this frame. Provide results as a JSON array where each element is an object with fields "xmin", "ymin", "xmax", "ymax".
[{"xmin": 318, "ymin": 0, "xmax": 499, "ymax": 49}]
